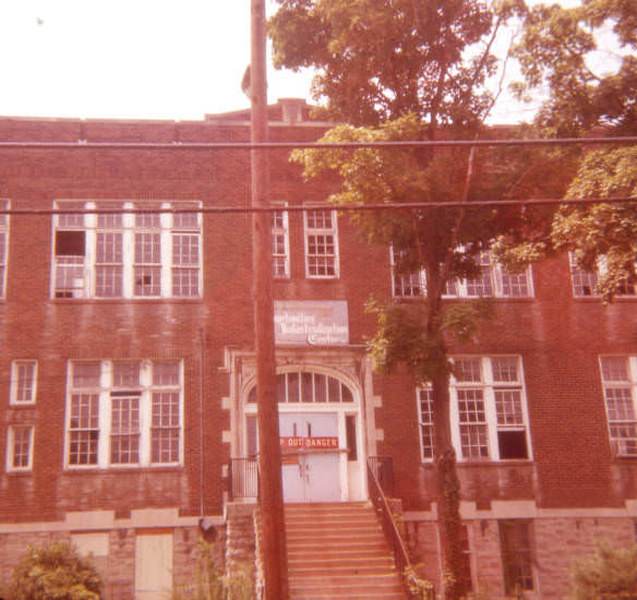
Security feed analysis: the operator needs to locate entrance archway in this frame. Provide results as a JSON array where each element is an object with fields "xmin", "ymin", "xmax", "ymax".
[{"xmin": 243, "ymin": 368, "xmax": 364, "ymax": 502}]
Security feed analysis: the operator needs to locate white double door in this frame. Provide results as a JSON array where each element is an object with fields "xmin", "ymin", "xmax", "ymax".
[{"xmin": 279, "ymin": 412, "xmax": 341, "ymax": 503}]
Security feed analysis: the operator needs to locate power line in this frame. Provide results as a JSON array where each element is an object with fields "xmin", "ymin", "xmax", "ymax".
[
  {"xmin": 0, "ymin": 136, "xmax": 634, "ymax": 151},
  {"xmin": 1, "ymin": 196, "xmax": 636, "ymax": 217}
]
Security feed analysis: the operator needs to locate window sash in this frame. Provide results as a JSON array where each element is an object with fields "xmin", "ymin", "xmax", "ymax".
[
  {"xmin": 390, "ymin": 249, "xmax": 532, "ymax": 299},
  {"xmin": 66, "ymin": 360, "xmax": 183, "ymax": 468},
  {"xmin": 418, "ymin": 356, "xmax": 531, "ymax": 462},
  {"xmin": 11, "ymin": 360, "xmax": 37, "ymax": 404},
  {"xmin": 7, "ymin": 425, "xmax": 34, "ymax": 471},
  {"xmin": 272, "ymin": 209, "xmax": 290, "ymax": 278},
  {"xmin": 600, "ymin": 356, "xmax": 637, "ymax": 456},
  {"xmin": 53, "ymin": 201, "xmax": 202, "ymax": 299},
  {"xmin": 500, "ymin": 520, "xmax": 535, "ymax": 593},
  {"xmin": 570, "ymin": 253, "xmax": 637, "ymax": 298},
  {"xmin": 304, "ymin": 209, "xmax": 339, "ymax": 278}
]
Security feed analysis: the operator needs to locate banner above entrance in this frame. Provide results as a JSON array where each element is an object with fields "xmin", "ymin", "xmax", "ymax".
[{"xmin": 274, "ymin": 300, "xmax": 349, "ymax": 345}]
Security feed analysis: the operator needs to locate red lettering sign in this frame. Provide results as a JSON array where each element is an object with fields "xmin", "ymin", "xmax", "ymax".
[{"xmin": 279, "ymin": 436, "xmax": 339, "ymax": 450}]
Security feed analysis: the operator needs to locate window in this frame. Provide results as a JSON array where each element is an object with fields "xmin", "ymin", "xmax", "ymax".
[
  {"xmin": 272, "ymin": 209, "xmax": 290, "ymax": 278},
  {"xmin": 417, "ymin": 356, "xmax": 531, "ymax": 462},
  {"xmin": 10, "ymin": 360, "xmax": 37, "ymax": 405},
  {"xmin": 65, "ymin": 360, "xmax": 183, "ymax": 468},
  {"xmin": 304, "ymin": 209, "xmax": 339, "ymax": 278},
  {"xmin": 7, "ymin": 425, "xmax": 34, "ymax": 471},
  {"xmin": 247, "ymin": 370, "xmax": 354, "ymax": 404},
  {"xmin": 600, "ymin": 356, "xmax": 637, "ymax": 456},
  {"xmin": 390, "ymin": 247, "xmax": 425, "ymax": 297},
  {"xmin": 569, "ymin": 252, "xmax": 636, "ymax": 298},
  {"xmin": 499, "ymin": 520, "xmax": 535, "ymax": 594},
  {"xmin": 0, "ymin": 199, "xmax": 8, "ymax": 298},
  {"xmin": 391, "ymin": 249, "xmax": 532, "ymax": 299},
  {"xmin": 53, "ymin": 201, "xmax": 202, "ymax": 299}
]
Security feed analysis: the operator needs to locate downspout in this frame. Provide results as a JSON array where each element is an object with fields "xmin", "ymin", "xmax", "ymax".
[{"xmin": 199, "ymin": 327, "xmax": 206, "ymax": 518}]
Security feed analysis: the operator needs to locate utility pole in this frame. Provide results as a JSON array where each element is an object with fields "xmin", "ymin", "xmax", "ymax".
[{"xmin": 250, "ymin": 1, "xmax": 288, "ymax": 599}]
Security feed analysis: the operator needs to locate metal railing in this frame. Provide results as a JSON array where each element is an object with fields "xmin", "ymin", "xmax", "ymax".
[
  {"xmin": 368, "ymin": 455, "xmax": 395, "ymax": 496},
  {"xmin": 367, "ymin": 458, "xmax": 434, "ymax": 600},
  {"xmin": 228, "ymin": 458, "xmax": 258, "ymax": 500}
]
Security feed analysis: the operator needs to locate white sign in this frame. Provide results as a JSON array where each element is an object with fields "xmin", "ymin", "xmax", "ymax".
[{"xmin": 274, "ymin": 300, "xmax": 349, "ymax": 345}]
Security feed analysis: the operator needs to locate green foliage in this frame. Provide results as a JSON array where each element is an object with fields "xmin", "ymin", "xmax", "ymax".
[
  {"xmin": 270, "ymin": 0, "xmax": 524, "ymax": 128},
  {"xmin": 405, "ymin": 564, "xmax": 435, "ymax": 600},
  {"xmin": 514, "ymin": 0, "xmax": 637, "ymax": 136},
  {"xmin": 552, "ymin": 147, "xmax": 637, "ymax": 300},
  {"xmin": 8, "ymin": 541, "xmax": 102, "ymax": 600},
  {"xmin": 570, "ymin": 543, "xmax": 637, "ymax": 600},
  {"xmin": 171, "ymin": 540, "xmax": 254, "ymax": 600},
  {"xmin": 366, "ymin": 299, "xmax": 448, "ymax": 385}
]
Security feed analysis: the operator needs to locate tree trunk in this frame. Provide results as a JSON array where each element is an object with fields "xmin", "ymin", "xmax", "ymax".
[
  {"xmin": 431, "ymin": 371, "xmax": 465, "ymax": 600},
  {"xmin": 426, "ymin": 264, "xmax": 467, "ymax": 600}
]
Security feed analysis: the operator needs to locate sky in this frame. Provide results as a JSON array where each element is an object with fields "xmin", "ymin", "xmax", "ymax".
[{"xmin": 0, "ymin": 0, "xmax": 620, "ymax": 124}]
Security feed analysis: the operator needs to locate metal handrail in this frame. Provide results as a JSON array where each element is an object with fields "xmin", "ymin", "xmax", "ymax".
[
  {"xmin": 367, "ymin": 458, "xmax": 433, "ymax": 600},
  {"xmin": 368, "ymin": 455, "xmax": 395, "ymax": 496}
]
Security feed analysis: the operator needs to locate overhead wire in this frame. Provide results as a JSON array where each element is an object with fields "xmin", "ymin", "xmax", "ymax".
[{"xmin": 0, "ymin": 196, "xmax": 636, "ymax": 216}]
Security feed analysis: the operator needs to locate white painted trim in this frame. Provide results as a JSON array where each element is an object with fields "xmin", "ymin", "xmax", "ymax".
[{"xmin": 9, "ymin": 359, "xmax": 38, "ymax": 406}]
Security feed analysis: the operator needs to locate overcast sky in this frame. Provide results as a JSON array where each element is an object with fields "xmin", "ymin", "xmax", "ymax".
[{"xmin": 0, "ymin": 0, "xmax": 615, "ymax": 123}]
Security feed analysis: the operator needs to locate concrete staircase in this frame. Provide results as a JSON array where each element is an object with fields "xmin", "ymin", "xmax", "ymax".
[{"xmin": 285, "ymin": 502, "xmax": 406, "ymax": 600}]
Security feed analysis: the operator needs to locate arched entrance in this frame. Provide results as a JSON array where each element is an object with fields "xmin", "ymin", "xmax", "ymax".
[{"xmin": 243, "ymin": 368, "xmax": 364, "ymax": 502}]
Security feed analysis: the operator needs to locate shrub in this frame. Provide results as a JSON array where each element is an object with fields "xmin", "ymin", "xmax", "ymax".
[
  {"xmin": 570, "ymin": 542, "xmax": 637, "ymax": 600},
  {"xmin": 8, "ymin": 541, "xmax": 102, "ymax": 600},
  {"xmin": 171, "ymin": 540, "xmax": 254, "ymax": 600}
]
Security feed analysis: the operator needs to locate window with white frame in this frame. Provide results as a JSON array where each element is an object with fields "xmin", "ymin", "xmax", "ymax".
[
  {"xmin": 53, "ymin": 201, "xmax": 202, "ymax": 299},
  {"xmin": 391, "ymin": 249, "xmax": 532, "ymax": 299},
  {"xmin": 600, "ymin": 356, "xmax": 637, "ymax": 456},
  {"xmin": 6, "ymin": 425, "xmax": 34, "ymax": 471},
  {"xmin": 390, "ymin": 247, "xmax": 425, "ymax": 297},
  {"xmin": 417, "ymin": 356, "xmax": 531, "ymax": 461},
  {"xmin": 304, "ymin": 209, "xmax": 339, "ymax": 278},
  {"xmin": 569, "ymin": 252, "xmax": 636, "ymax": 298},
  {"xmin": 272, "ymin": 209, "xmax": 290, "ymax": 278},
  {"xmin": 65, "ymin": 360, "xmax": 183, "ymax": 468},
  {"xmin": 10, "ymin": 360, "xmax": 37, "ymax": 405}
]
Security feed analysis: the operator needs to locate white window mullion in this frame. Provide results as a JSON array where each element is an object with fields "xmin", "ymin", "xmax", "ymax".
[
  {"xmin": 449, "ymin": 386, "xmax": 462, "ymax": 458},
  {"xmin": 122, "ymin": 226, "xmax": 134, "ymax": 298},
  {"xmin": 99, "ymin": 362, "xmax": 111, "ymax": 467},
  {"xmin": 139, "ymin": 390, "xmax": 151, "ymax": 466},
  {"xmin": 160, "ymin": 227, "xmax": 172, "ymax": 298},
  {"xmin": 85, "ymin": 227, "xmax": 97, "ymax": 298},
  {"xmin": 139, "ymin": 361, "xmax": 152, "ymax": 465},
  {"xmin": 484, "ymin": 387, "xmax": 499, "ymax": 460},
  {"xmin": 121, "ymin": 203, "xmax": 134, "ymax": 298}
]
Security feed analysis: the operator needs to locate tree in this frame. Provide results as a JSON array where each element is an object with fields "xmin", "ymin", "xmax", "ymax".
[
  {"xmin": 9, "ymin": 541, "xmax": 102, "ymax": 600},
  {"xmin": 506, "ymin": 0, "xmax": 637, "ymax": 296},
  {"xmin": 570, "ymin": 543, "xmax": 637, "ymax": 600},
  {"xmin": 270, "ymin": 2, "xmax": 536, "ymax": 598}
]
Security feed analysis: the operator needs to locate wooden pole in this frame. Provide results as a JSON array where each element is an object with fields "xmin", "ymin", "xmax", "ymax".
[{"xmin": 250, "ymin": 1, "xmax": 288, "ymax": 599}]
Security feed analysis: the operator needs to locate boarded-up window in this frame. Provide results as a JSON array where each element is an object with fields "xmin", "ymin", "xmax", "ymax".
[{"xmin": 135, "ymin": 532, "xmax": 173, "ymax": 600}]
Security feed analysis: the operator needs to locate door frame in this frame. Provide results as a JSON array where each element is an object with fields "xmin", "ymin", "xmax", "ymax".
[{"xmin": 241, "ymin": 366, "xmax": 366, "ymax": 503}]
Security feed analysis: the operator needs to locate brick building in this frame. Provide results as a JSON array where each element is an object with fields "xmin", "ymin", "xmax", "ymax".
[{"xmin": 0, "ymin": 100, "xmax": 635, "ymax": 599}]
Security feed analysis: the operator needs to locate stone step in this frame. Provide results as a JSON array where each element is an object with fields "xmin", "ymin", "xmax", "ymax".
[
  {"xmin": 285, "ymin": 502, "xmax": 406, "ymax": 600},
  {"xmin": 289, "ymin": 553, "xmax": 394, "ymax": 565},
  {"xmin": 286, "ymin": 528, "xmax": 383, "ymax": 543},
  {"xmin": 288, "ymin": 545, "xmax": 391, "ymax": 559},
  {"xmin": 286, "ymin": 514, "xmax": 379, "ymax": 527},
  {"xmin": 289, "ymin": 563, "xmax": 398, "ymax": 576}
]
